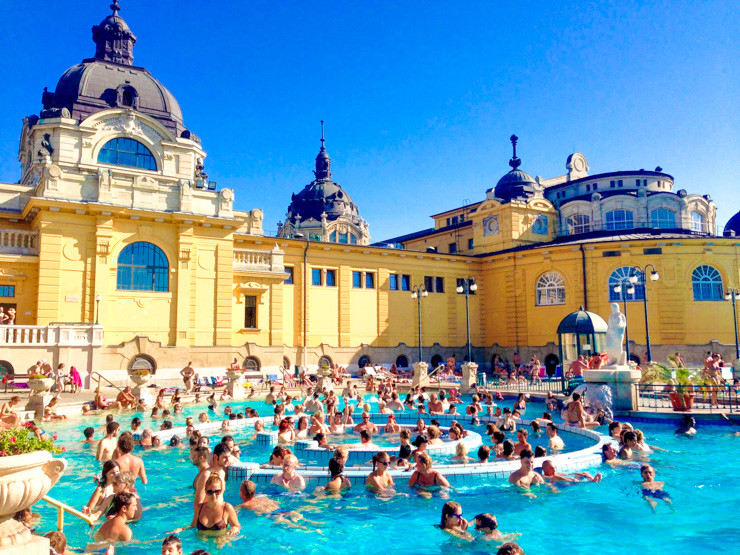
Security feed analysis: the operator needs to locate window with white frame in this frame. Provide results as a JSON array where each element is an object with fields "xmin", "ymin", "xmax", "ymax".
[
  {"xmin": 605, "ymin": 209, "xmax": 634, "ymax": 231},
  {"xmin": 692, "ymin": 265, "xmax": 723, "ymax": 301},
  {"xmin": 650, "ymin": 208, "xmax": 676, "ymax": 229},
  {"xmin": 608, "ymin": 266, "xmax": 644, "ymax": 302},
  {"xmin": 566, "ymin": 214, "xmax": 591, "ymax": 235},
  {"xmin": 536, "ymin": 272, "xmax": 566, "ymax": 305},
  {"xmin": 690, "ymin": 211, "xmax": 705, "ymax": 233}
]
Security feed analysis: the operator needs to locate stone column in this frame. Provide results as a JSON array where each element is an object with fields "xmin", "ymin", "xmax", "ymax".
[
  {"xmin": 412, "ymin": 362, "xmax": 429, "ymax": 387},
  {"xmin": 582, "ymin": 367, "xmax": 642, "ymax": 412},
  {"xmin": 461, "ymin": 362, "xmax": 478, "ymax": 394}
]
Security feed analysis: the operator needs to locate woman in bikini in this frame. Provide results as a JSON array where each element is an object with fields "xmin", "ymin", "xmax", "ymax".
[
  {"xmin": 174, "ymin": 475, "xmax": 240, "ymax": 536},
  {"xmin": 408, "ymin": 452, "xmax": 450, "ymax": 488},
  {"xmin": 325, "ymin": 447, "xmax": 351, "ymax": 492},
  {"xmin": 366, "ymin": 451, "xmax": 395, "ymax": 494}
]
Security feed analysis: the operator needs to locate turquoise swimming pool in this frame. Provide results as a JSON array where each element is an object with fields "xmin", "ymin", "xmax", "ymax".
[{"xmin": 29, "ymin": 397, "xmax": 740, "ymax": 554}]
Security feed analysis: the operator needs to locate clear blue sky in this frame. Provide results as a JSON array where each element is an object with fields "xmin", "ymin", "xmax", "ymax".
[{"xmin": 0, "ymin": 1, "xmax": 737, "ymax": 240}]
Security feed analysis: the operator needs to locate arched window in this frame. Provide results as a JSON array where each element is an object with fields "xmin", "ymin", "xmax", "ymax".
[
  {"xmin": 690, "ymin": 211, "xmax": 705, "ymax": 233},
  {"xmin": 116, "ymin": 242, "xmax": 169, "ymax": 292},
  {"xmin": 318, "ymin": 355, "xmax": 333, "ymax": 368},
  {"xmin": 243, "ymin": 357, "xmax": 261, "ymax": 372},
  {"xmin": 608, "ymin": 266, "xmax": 644, "ymax": 302},
  {"xmin": 358, "ymin": 355, "xmax": 372, "ymax": 368},
  {"xmin": 98, "ymin": 138, "xmax": 157, "ymax": 171},
  {"xmin": 329, "ymin": 232, "xmax": 337, "ymax": 242},
  {"xmin": 566, "ymin": 214, "xmax": 590, "ymax": 235},
  {"xmin": 430, "ymin": 354, "xmax": 444, "ymax": 368},
  {"xmin": 605, "ymin": 210, "xmax": 634, "ymax": 231},
  {"xmin": 350, "ymin": 235, "xmax": 358, "ymax": 245},
  {"xmin": 395, "ymin": 355, "xmax": 409, "ymax": 368},
  {"xmin": 128, "ymin": 354, "xmax": 156, "ymax": 374},
  {"xmin": 536, "ymin": 272, "xmax": 566, "ymax": 305},
  {"xmin": 692, "ymin": 265, "xmax": 723, "ymax": 301},
  {"xmin": 650, "ymin": 208, "xmax": 676, "ymax": 229}
]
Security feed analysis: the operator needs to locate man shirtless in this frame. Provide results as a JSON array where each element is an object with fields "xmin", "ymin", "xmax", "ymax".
[
  {"xmin": 541, "ymin": 460, "xmax": 601, "ymax": 484},
  {"xmin": 194, "ymin": 443, "xmax": 231, "ymax": 505},
  {"xmin": 546, "ymin": 423, "xmax": 565, "ymax": 451},
  {"xmin": 115, "ymin": 432, "xmax": 148, "ymax": 485},
  {"xmin": 115, "ymin": 387, "xmax": 137, "ymax": 409},
  {"xmin": 96, "ymin": 421, "xmax": 120, "ymax": 462},
  {"xmin": 387, "ymin": 392, "xmax": 404, "ymax": 412},
  {"xmin": 508, "ymin": 450, "xmax": 544, "ymax": 489},
  {"xmin": 568, "ymin": 356, "xmax": 587, "ymax": 378},
  {"xmin": 270, "ymin": 454, "xmax": 306, "ymax": 491},
  {"xmin": 348, "ymin": 430, "xmax": 380, "ymax": 450},
  {"xmin": 427, "ymin": 394, "xmax": 444, "ymax": 415},
  {"xmin": 180, "ymin": 362, "xmax": 195, "ymax": 394},
  {"xmin": 0, "ymin": 396, "xmax": 21, "ymax": 427},
  {"xmin": 353, "ymin": 412, "xmax": 379, "ymax": 435},
  {"xmin": 513, "ymin": 429, "xmax": 532, "ymax": 456}
]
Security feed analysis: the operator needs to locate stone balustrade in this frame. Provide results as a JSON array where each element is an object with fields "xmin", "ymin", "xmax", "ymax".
[
  {"xmin": 0, "ymin": 324, "xmax": 103, "ymax": 346},
  {"xmin": 0, "ymin": 229, "xmax": 39, "ymax": 255},
  {"xmin": 233, "ymin": 245, "xmax": 284, "ymax": 274}
]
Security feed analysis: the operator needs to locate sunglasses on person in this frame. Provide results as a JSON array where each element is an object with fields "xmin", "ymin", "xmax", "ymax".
[{"xmin": 206, "ymin": 489, "xmax": 222, "ymax": 496}]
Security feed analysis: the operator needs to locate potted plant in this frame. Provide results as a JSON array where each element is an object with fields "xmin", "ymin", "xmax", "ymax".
[
  {"xmin": 0, "ymin": 426, "xmax": 67, "ymax": 547},
  {"xmin": 641, "ymin": 363, "xmax": 697, "ymax": 411},
  {"xmin": 128, "ymin": 368, "xmax": 151, "ymax": 386},
  {"xmin": 27, "ymin": 373, "xmax": 54, "ymax": 395}
]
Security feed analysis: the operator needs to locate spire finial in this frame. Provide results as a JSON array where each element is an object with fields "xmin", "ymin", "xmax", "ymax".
[
  {"xmin": 320, "ymin": 120, "xmax": 325, "ymax": 150},
  {"xmin": 509, "ymin": 134, "xmax": 521, "ymax": 170},
  {"xmin": 111, "ymin": 0, "xmax": 120, "ymax": 16}
]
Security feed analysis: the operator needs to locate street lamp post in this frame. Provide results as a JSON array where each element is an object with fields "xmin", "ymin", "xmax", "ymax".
[
  {"xmin": 725, "ymin": 287, "xmax": 740, "ymax": 360},
  {"xmin": 95, "ymin": 294, "xmax": 101, "ymax": 325},
  {"xmin": 410, "ymin": 285, "xmax": 428, "ymax": 363},
  {"xmin": 455, "ymin": 277, "xmax": 477, "ymax": 362},
  {"xmin": 612, "ymin": 278, "xmax": 636, "ymax": 363},
  {"xmin": 631, "ymin": 264, "xmax": 660, "ymax": 362}
]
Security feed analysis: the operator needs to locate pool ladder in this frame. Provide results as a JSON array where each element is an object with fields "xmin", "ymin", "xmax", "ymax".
[{"xmin": 41, "ymin": 495, "xmax": 95, "ymax": 531}]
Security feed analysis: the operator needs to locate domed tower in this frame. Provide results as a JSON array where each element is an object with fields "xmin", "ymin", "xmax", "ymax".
[
  {"xmin": 724, "ymin": 209, "xmax": 740, "ymax": 237},
  {"xmin": 278, "ymin": 122, "xmax": 369, "ymax": 245},
  {"xmin": 490, "ymin": 134, "xmax": 539, "ymax": 203},
  {"xmin": 36, "ymin": 0, "xmax": 187, "ymax": 137}
]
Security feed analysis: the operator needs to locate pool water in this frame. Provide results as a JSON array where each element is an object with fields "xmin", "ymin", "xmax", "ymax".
[{"xmin": 29, "ymin": 397, "xmax": 740, "ymax": 554}]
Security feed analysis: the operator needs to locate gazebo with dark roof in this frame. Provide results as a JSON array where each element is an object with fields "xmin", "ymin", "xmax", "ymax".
[{"xmin": 557, "ymin": 306, "xmax": 608, "ymax": 364}]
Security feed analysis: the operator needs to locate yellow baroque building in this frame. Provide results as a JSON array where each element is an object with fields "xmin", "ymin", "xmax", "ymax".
[{"xmin": 0, "ymin": 5, "xmax": 738, "ymax": 384}]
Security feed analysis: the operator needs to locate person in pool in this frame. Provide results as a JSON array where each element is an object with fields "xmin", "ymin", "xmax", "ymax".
[
  {"xmin": 383, "ymin": 414, "xmax": 401, "ymax": 434},
  {"xmin": 440, "ymin": 501, "xmax": 471, "ymax": 539},
  {"xmin": 366, "ymin": 451, "xmax": 395, "ymax": 494},
  {"xmin": 541, "ymin": 460, "xmax": 601, "ymax": 485},
  {"xmin": 349, "ymin": 430, "xmax": 380, "ymax": 450},
  {"xmin": 83, "ymin": 460, "xmax": 119, "ymax": 515},
  {"xmin": 161, "ymin": 534, "xmax": 183, "ymax": 555},
  {"xmin": 93, "ymin": 492, "xmax": 138, "ymax": 543},
  {"xmin": 324, "ymin": 447, "xmax": 351, "ymax": 492},
  {"xmin": 236, "ymin": 480, "xmax": 323, "ymax": 531},
  {"xmin": 546, "ymin": 423, "xmax": 565, "ymax": 451},
  {"xmin": 270, "ymin": 453, "xmax": 306, "ymax": 491},
  {"xmin": 409, "ymin": 452, "xmax": 450, "ymax": 488},
  {"xmin": 675, "ymin": 415, "xmax": 697, "ymax": 436},
  {"xmin": 90, "ymin": 471, "xmax": 143, "ymax": 522},
  {"xmin": 174, "ymin": 475, "xmax": 240, "ymax": 536},
  {"xmin": 473, "ymin": 513, "xmax": 522, "ymax": 543},
  {"xmin": 640, "ymin": 464, "xmax": 673, "ymax": 511},
  {"xmin": 508, "ymin": 449, "xmax": 544, "ymax": 490}
]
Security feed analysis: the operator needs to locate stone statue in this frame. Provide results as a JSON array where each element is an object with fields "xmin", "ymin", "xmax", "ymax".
[{"xmin": 605, "ymin": 302, "xmax": 627, "ymax": 366}]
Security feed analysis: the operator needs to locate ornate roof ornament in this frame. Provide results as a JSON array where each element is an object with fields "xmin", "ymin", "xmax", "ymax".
[
  {"xmin": 314, "ymin": 120, "xmax": 332, "ymax": 180},
  {"xmin": 92, "ymin": 0, "xmax": 137, "ymax": 66}
]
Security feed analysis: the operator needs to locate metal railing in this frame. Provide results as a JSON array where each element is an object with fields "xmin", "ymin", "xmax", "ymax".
[
  {"xmin": 634, "ymin": 383, "xmax": 740, "ymax": 413},
  {"xmin": 90, "ymin": 371, "xmax": 126, "ymax": 394},
  {"xmin": 555, "ymin": 222, "xmax": 716, "ymax": 238},
  {"xmin": 41, "ymin": 495, "xmax": 95, "ymax": 531},
  {"xmin": 484, "ymin": 375, "xmax": 569, "ymax": 394}
]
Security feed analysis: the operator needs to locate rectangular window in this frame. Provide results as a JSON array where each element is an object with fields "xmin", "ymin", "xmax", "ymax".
[
  {"xmin": 468, "ymin": 238, "xmax": 474, "ymax": 250},
  {"xmin": 326, "ymin": 269, "xmax": 336, "ymax": 287},
  {"xmin": 312, "ymin": 268, "xmax": 322, "ymax": 286},
  {"xmin": 389, "ymin": 274, "xmax": 399, "ymax": 291},
  {"xmin": 446, "ymin": 218, "xmax": 451, "ymax": 226},
  {"xmin": 0, "ymin": 285, "xmax": 15, "ymax": 297},
  {"xmin": 586, "ymin": 184, "xmax": 590, "ymax": 192},
  {"xmin": 636, "ymin": 179, "xmax": 640, "ymax": 186},
  {"xmin": 593, "ymin": 183, "xmax": 598, "ymax": 190},
  {"xmin": 365, "ymin": 273, "xmax": 375, "ymax": 289},
  {"xmin": 244, "ymin": 295, "xmax": 257, "ymax": 328},
  {"xmin": 449, "ymin": 242, "xmax": 457, "ymax": 254},
  {"xmin": 424, "ymin": 276, "xmax": 434, "ymax": 292},
  {"xmin": 352, "ymin": 271, "xmax": 362, "ymax": 288},
  {"xmin": 618, "ymin": 179, "xmax": 623, "ymax": 187},
  {"xmin": 610, "ymin": 180, "xmax": 615, "ymax": 188},
  {"xmin": 401, "ymin": 274, "xmax": 410, "ymax": 291},
  {"xmin": 284, "ymin": 266, "xmax": 294, "ymax": 284},
  {"xmin": 451, "ymin": 216, "xmax": 459, "ymax": 225},
  {"xmin": 643, "ymin": 179, "xmax": 647, "ymax": 186},
  {"xmin": 435, "ymin": 276, "xmax": 444, "ymax": 293}
]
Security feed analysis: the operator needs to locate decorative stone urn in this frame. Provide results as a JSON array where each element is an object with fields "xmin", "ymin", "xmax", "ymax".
[
  {"xmin": 226, "ymin": 370, "xmax": 245, "ymax": 399},
  {"xmin": 0, "ymin": 451, "xmax": 67, "ymax": 548},
  {"xmin": 226, "ymin": 370, "xmax": 243, "ymax": 382},
  {"xmin": 26, "ymin": 378, "xmax": 53, "ymax": 396},
  {"xmin": 128, "ymin": 372, "xmax": 151, "ymax": 387}
]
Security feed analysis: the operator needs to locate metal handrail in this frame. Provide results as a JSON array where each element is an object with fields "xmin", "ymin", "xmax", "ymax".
[
  {"xmin": 425, "ymin": 364, "xmax": 445, "ymax": 384},
  {"xmin": 90, "ymin": 371, "xmax": 126, "ymax": 394},
  {"xmin": 634, "ymin": 382, "xmax": 740, "ymax": 413},
  {"xmin": 41, "ymin": 495, "xmax": 95, "ymax": 531}
]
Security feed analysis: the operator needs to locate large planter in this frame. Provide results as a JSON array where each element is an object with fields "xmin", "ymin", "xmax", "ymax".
[
  {"xmin": 27, "ymin": 378, "xmax": 53, "ymax": 396},
  {"xmin": 0, "ymin": 451, "xmax": 67, "ymax": 547},
  {"xmin": 129, "ymin": 373, "xmax": 151, "ymax": 387},
  {"xmin": 226, "ymin": 370, "xmax": 243, "ymax": 382}
]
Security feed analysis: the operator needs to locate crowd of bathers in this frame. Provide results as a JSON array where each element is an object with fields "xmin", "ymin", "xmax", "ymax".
[{"xmin": 4, "ymin": 366, "xmax": 691, "ymax": 555}]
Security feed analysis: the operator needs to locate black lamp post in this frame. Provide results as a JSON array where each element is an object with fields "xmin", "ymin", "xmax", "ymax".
[
  {"xmin": 726, "ymin": 287, "xmax": 740, "ymax": 360},
  {"xmin": 95, "ymin": 294, "xmax": 101, "ymax": 325},
  {"xmin": 631, "ymin": 264, "xmax": 660, "ymax": 362},
  {"xmin": 455, "ymin": 277, "xmax": 477, "ymax": 362},
  {"xmin": 612, "ymin": 278, "xmax": 636, "ymax": 363},
  {"xmin": 410, "ymin": 285, "xmax": 428, "ymax": 363}
]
